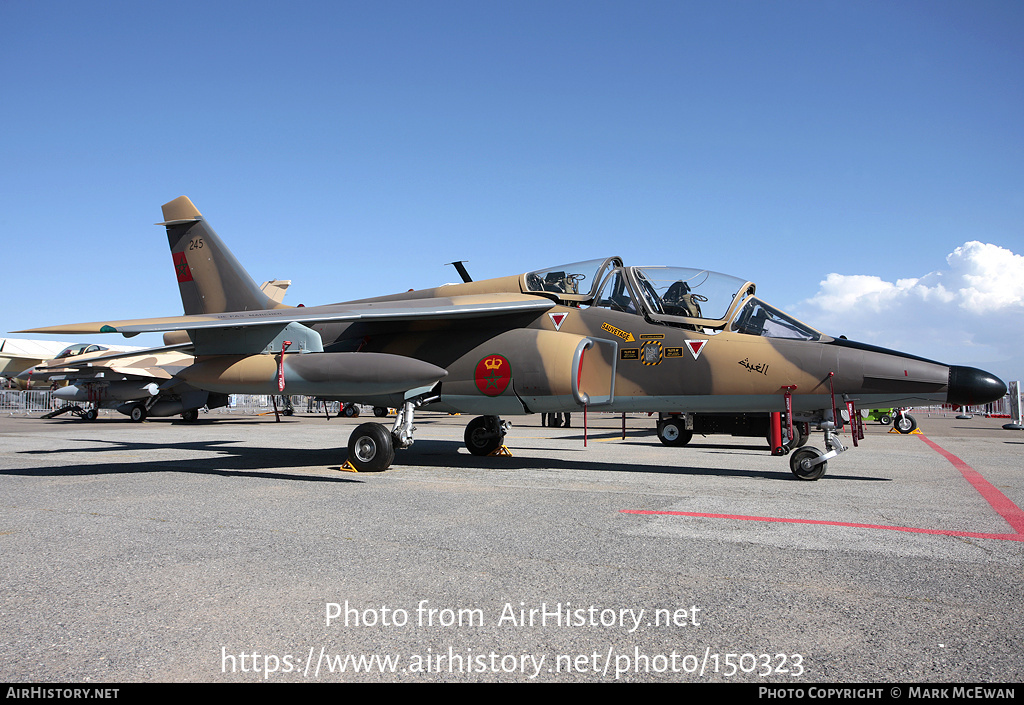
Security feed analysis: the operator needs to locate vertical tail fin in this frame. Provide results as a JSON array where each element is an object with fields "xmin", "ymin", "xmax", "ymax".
[{"xmin": 160, "ymin": 196, "xmax": 286, "ymax": 315}]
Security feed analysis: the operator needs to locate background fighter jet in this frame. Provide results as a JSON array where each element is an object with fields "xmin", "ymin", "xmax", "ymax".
[
  {"xmin": 17, "ymin": 196, "xmax": 1007, "ymax": 479},
  {"xmin": 16, "ymin": 342, "xmax": 227, "ymax": 422},
  {"xmin": 1, "ymin": 337, "xmax": 73, "ymax": 387}
]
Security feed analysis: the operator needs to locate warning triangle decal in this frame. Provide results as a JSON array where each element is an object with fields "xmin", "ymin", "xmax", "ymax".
[
  {"xmin": 549, "ymin": 312, "xmax": 567, "ymax": 331},
  {"xmin": 686, "ymin": 339, "xmax": 708, "ymax": 359}
]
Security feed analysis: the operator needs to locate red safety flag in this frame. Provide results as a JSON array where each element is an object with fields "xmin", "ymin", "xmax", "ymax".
[{"xmin": 278, "ymin": 341, "xmax": 292, "ymax": 392}]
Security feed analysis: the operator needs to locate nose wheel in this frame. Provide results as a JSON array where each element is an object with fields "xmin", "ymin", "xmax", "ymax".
[
  {"xmin": 893, "ymin": 411, "xmax": 918, "ymax": 434},
  {"xmin": 789, "ymin": 447, "xmax": 826, "ymax": 481},
  {"xmin": 787, "ymin": 425, "xmax": 846, "ymax": 481}
]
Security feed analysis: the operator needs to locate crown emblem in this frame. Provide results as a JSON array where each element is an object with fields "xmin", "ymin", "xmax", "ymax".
[{"xmin": 485, "ymin": 357, "xmax": 503, "ymax": 370}]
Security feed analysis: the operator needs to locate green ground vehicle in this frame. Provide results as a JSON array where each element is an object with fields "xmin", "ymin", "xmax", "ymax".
[
  {"xmin": 862, "ymin": 408, "xmax": 894, "ymax": 425},
  {"xmin": 862, "ymin": 407, "xmax": 919, "ymax": 433}
]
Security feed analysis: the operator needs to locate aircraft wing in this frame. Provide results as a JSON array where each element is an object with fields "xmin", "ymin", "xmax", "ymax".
[{"xmin": 15, "ymin": 294, "xmax": 554, "ymax": 336}]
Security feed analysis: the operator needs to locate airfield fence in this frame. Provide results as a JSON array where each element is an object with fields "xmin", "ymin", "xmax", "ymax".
[
  {"xmin": 0, "ymin": 391, "xmax": 318, "ymax": 417},
  {"xmin": 909, "ymin": 398, "xmax": 1013, "ymax": 418},
  {"xmin": 1, "ymin": 390, "xmax": 57, "ymax": 415}
]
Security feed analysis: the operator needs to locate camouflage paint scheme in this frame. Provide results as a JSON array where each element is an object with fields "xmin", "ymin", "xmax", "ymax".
[{"xmin": 17, "ymin": 196, "xmax": 1006, "ymax": 474}]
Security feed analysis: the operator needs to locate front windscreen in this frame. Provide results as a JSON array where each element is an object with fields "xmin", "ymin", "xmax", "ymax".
[
  {"xmin": 633, "ymin": 267, "xmax": 750, "ymax": 321},
  {"xmin": 731, "ymin": 299, "xmax": 821, "ymax": 341}
]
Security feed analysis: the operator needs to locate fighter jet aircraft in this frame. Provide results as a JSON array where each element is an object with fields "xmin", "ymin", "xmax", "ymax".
[
  {"xmin": 1, "ymin": 337, "xmax": 73, "ymax": 387},
  {"xmin": 17, "ymin": 196, "xmax": 1007, "ymax": 479},
  {"xmin": 16, "ymin": 342, "xmax": 227, "ymax": 421}
]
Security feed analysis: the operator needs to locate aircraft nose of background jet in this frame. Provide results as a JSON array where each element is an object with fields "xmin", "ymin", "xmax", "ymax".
[{"xmin": 947, "ymin": 366, "xmax": 1007, "ymax": 406}]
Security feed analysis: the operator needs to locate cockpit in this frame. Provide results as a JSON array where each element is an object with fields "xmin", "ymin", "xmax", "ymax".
[
  {"xmin": 523, "ymin": 258, "xmax": 822, "ymax": 341},
  {"xmin": 56, "ymin": 344, "xmax": 109, "ymax": 359}
]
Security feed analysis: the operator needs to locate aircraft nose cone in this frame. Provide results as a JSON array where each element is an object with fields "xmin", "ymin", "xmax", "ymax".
[
  {"xmin": 947, "ymin": 366, "xmax": 1007, "ymax": 406},
  {"xmin": 15, "ymin": 367, "xmax": 35, "ymax": 380}
]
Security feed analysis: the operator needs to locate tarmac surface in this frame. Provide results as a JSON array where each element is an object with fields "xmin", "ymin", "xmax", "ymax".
[{"xmin": 1, "ymin": 408, "xmax": 1021, "ymax": 683}]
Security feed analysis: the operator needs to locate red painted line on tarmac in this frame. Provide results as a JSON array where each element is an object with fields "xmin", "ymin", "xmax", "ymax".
[
  {"xmin": 917, "ymin": 434, "xmax": 1024, "ymax": 535},
  {"xmin": 619, "ymin": 510, "xmax": 1024, "ymax": 542},
  {"xmin": 622, "ymin": 434, "xmax": 1024, "ymax": 542}
]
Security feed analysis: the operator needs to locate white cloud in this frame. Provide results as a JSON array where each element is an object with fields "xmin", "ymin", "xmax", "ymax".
[
  {"xmin": 943, "ymin": 241, "xmax": 1024, "ymax": 314},
  {"xmin": 794, "ymin": 241, "xmax": 1024, "ymax": 382}
]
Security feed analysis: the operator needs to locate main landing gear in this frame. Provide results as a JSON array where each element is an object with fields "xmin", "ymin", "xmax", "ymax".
[
  {"xmin": 344, "ymin": 397, "xmax": 510, "ymax": 472},
  {"xmin": 464, "ymin": 415, "xmax": 510, "ymax": 456}
]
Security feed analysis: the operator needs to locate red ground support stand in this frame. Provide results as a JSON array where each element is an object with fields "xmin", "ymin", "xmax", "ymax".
[{"xmin": 770, "ymin": 411, "xmax": 784, "ymax": 455}]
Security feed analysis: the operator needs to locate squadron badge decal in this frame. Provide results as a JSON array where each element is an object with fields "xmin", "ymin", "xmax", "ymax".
[{"xmin": 475, "ymin": 354, "xmax": 512, "ymax": 396}]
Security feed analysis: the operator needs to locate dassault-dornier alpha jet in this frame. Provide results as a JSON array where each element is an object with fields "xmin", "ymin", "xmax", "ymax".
[{"xmin": 18, "ymin": 196, "xmax": 1007, "ymax": 479}]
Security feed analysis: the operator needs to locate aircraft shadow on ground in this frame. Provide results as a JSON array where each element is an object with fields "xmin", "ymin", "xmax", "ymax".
[
  {"xmin": 391, "ymin": 439, "xmax": 890, "ymax": 482},
  {"xmin": 7, "ymin": 435, "xmax": 889, "ymax": 484},
  {"xmin": 10, "ymin": 437, "xmax": 361, "ymax": 484}
]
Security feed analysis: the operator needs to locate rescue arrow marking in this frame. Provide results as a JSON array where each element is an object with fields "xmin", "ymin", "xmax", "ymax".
[
  {"xmin": 549, "ymin": 312, "xmax": 567, "ymax": 331},
  {"xmin": 686, "ymin": 340, "xmax": 708, "ymax": 359}
]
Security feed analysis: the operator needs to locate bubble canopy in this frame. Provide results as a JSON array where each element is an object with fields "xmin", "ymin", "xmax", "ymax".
[{"xmin": 523, "ymin": 259, "xmax": 822, "ymax": 339}]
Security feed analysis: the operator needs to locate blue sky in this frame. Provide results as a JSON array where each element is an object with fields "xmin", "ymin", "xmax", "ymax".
[{"xmin": 3, "ymin": 1, "xmax": 1022, "ymax": 382}]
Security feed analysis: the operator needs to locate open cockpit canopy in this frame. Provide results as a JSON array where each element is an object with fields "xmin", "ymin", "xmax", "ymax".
[
  {"xmin": 523, "ymin": 259, "xmax": 822, "ymax": 340},
  {"xmin": 522, "ymin": 257, "xmax": 623, "ymax": 302}
]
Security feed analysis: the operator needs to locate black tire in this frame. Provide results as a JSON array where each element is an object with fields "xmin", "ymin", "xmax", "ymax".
[
  {"xmin": 181, "ymin": 409, "xmax": 199, "ymax": 423},
  {"xmin": 768, "ymin": 422, "xmax": 808, "ymax": 451},
  {"xmin": 790, "ymin": 447, "xmax": 826, "ymax": 481},
  {"xmin": 657, "ymin": 419, "xmax": 693, "ymax": 446},
  {"xmin": 129, "ymin": 404, "xmax": 146, "ymax": 423},
  {"xmin": 373, "ymin": 407, "xmax": 388, "ymax": 418},
  {"xmin": 347, "ymin": 423, "xmax": 395, "ymax": 472},
  {"xmin": 342, "ymin": 403, "xmax": 360, "ymax": 418},
  {"xmin": 879, "ymin": 414, "xmax": 892, "ymax": 426},
  {"xmin": 792, "ymin": 422, "xmax": 809, "ymax": 448},
  {"xmin": 465, "ymin": 416, "xmax": 504, "ymax": 456},
  {"xmin": 83, "ymin": 408, "xmax": 98, "ymax": 422},
  {"xmin": 894, "ymin": 414, "xmax": 918, "ymax": 434}
]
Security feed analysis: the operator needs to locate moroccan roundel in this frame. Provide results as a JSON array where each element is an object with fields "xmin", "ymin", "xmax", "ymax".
[{"xmin": 474, "ymin": 354, "xmax": 512, "ymax": 396}]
